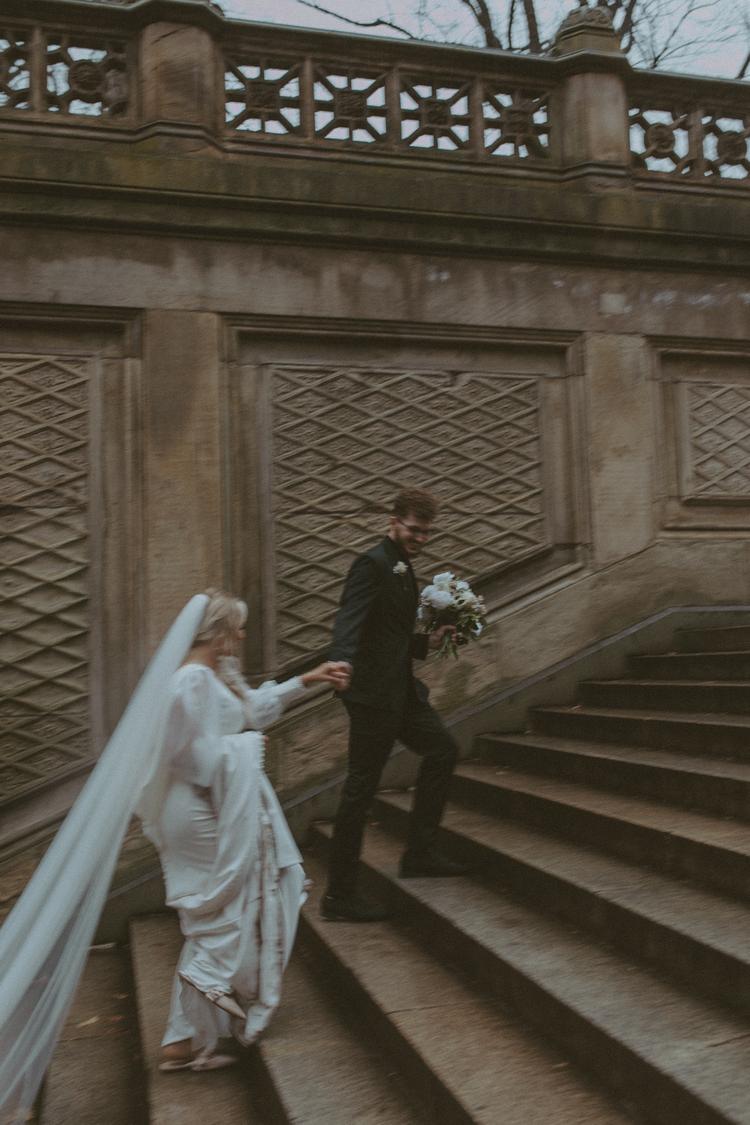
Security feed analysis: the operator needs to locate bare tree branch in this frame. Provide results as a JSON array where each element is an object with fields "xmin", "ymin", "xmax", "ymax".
[
  {"xmin": 507, "ymin": 0, "xmax": 518, "ymax": 50},
  {"xmin": 291, "ymin": 0, "xmax": 745, "ymax": 81},
  {"xmin": 458, "ymin": 0, "xmax": 503, "ymax": 48},
  {"xmin": 618, "ymin": 0, "xmax": 642, "ymax": 50},
  {"xmin": 296, "ymin": 0, "xmax": 416, "ymax": 37},
  {"xmin": 520, "ymin": 0, "xmax": 543, "ymax": 52}
]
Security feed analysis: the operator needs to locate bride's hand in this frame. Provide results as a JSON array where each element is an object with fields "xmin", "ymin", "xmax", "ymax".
[{"xmin": 301, "ymin": 661, "xmax": 351, "ymax": 692}]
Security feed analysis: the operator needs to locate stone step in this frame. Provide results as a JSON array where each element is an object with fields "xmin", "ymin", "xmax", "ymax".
[
  {"xmin": 478, "ymin": 732, "xmax": 750, "ymax": 820},
  {"xmin": 41, "ymin": 946, "xmax": 146, "ymax": 1125},
  {"xmin": 130, "ymin": 912, "xmax": 420, "ymax": 1125},
  {"xmin": 630, "ymin": 651, "xmax": 750, "ymax": 681},
  {"xmin": 581, "ymin": 679, "xmax": 750, "ymax": 713},
  {"xmin": 373, "ymin": 789, "xmax": 750, "ymax": 1014},
  {"xmin": 300, "ymin": 853, "xmax": 631, "ymax": 1125},
  {"xmin": 531, "ymin": 705, "xmax": 750, "ymax": 759},
  {"xmin": 677, "ymin": 625, "xmax": 750, "ymax": 653},
  {"xmin": 308, "ymin": 827, "xmax": 750, "ymax": 1125},
  {"xmin": 248, "ymin": 946, "xmax": 422, "ymax": 1124},
  {"xmin": 129, "ymin": 915, "xmax": 260, "ymax": 1125},
  {"xmin": 450, "ymin": 761, "xmax": 750, "ymax": 899}
]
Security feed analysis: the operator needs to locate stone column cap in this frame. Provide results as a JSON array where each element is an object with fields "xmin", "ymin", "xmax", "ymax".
[{"xmin": 551, "ymin": 1, "xmax": 624, "ymax": 56}]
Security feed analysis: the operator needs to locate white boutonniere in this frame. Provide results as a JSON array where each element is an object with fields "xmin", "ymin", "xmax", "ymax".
[{"xmin": 393, "ymin": 561, "xmax": 408, "ymax": 575}]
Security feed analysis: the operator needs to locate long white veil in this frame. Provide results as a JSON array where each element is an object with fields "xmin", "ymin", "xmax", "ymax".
[{"xmin": 0, "ymin": 594, "xmax": 208, "ymax": 1123}]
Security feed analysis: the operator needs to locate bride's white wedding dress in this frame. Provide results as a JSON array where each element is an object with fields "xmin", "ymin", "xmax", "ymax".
[{"xmin": 158, "ymin": 663, "xmax": 308, "ymax": 1052}]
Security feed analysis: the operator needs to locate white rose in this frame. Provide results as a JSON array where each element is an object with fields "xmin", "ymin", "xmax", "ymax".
[
  {"xmin": 425, "ymin": 588, "xmax": 454, "ymax": 610},
  {"xmin": 393, "ymin": 561, "xmax": 408, "ymax": 575},
  {"xmin": 458, "ymin": 591, "xmax": 478, "ymax": 606},
  {"xmin": 455, "ymin": 580, "xmax": 470, "ymax": 592},
  {"xmin": 433, "ymin": 571, "xmax": 454, "ymax": 589}
]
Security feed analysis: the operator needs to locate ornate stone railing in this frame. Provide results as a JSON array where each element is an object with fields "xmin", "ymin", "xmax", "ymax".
[
  {"xmin": 0, "ymin": 21, "xmax": 131, "ymax": 118},
  {"xmin": 223, "ymin": 50, "xmax": 553, "ymax": 164},
  {"xmin": 0, "ymin": 0, "xmax": 748, "ymax": 186},
  {"xmin": 629, "ymin": 77, "xmax": 750, "ymax": 182}
]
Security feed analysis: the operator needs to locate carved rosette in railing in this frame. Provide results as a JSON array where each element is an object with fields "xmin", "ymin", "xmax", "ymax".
[
  {"xmin": 630, "ymin": 97, "xmax": 749, "ymax": 182},
  {"xmin": 0, "ymin": 25, "xmax": 130, "ymax": 118},
  {"xmin": 225, "ymin": 49, "xmax": 551, "ymax": 163},
  {"xmin": 47, "ymin": 36, "xmax": 129, "ymax": 116}
]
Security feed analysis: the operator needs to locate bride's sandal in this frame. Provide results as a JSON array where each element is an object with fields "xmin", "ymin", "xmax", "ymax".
[
  {"xmin": 179, "ymin": 972, "xmax": 247, "ymax": 1021},
  {"xmin": 159, "ymin": 1051, "xmax": 236, "ymax": 1073},
  {"xmin": 190, "ymin": 1051, "xmax": 237, "ymax": 1072}
]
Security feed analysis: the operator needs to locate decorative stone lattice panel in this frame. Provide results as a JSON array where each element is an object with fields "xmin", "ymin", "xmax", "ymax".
[
  {"xmin": 630, "ymin": 102, "xmax": 749, "ymax": 182},
  {"xmin": 483, "ymin": 86, "xmax": 550, "ymax": 159},
  {"xmin": 685, "ymin": 382, "xmax": 750, "ymax": 498},
  {"xmin": 270, "ymin": 366, "xmax": 545, "ymax": 664},
  {"xmin": 400, "ymin": 76, "xmax": 472, "ymax": 151},
  {"xmin": 225, "ymin": 56, "xmax": 302, "ymax": 135},
  {"xmin": 0, "ymin": 356, "xmax": 91, "ymax": 805},
  {"xmin": 0, "ymin": 30, "xmax": 30, "ymax": 109},
  {"xmin": 0, "ymin": 27, "xmax": 130, "ymax": 117},
  {"xmin": 313, "ymin": 66, "xmax": 388, "ymax": 145},
  {"xmin": 46, "ymin": 35, "xmax": 129, "ymax": 116},
  {"xmin": 225, "ymin": 49, "xmax": 550, "ymax": 164}
]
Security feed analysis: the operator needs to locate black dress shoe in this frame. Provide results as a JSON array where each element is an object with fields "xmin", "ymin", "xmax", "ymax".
[
  {"xmin": 399, "ymin": 850, "xmax": 470, "ymax": 878},
  {"xmin": 320, "ymin": 893, "xmax": 391, "ymax": 922}
]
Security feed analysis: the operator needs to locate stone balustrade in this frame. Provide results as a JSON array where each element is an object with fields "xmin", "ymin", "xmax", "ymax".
[{"xmin": 0, "ymin": 0, "xmax": 747, "ymax": 186}]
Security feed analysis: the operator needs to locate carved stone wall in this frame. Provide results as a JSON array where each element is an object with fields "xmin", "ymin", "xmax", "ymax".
[
  {"xmin": 0, "ymin": 355, "xmax": 92, "ymax": 806},
  {"xmin": 655, "ymin": 347, "xmax": 750, "ymax": 529},
  {"xmin": 685, "ymin": 383, "xmax": 750, "ymax": 498},
  {"xmin": 270, "ymin": 364, "xmax": 545, "ymax": 664},
  {"xmin": 229, "ymin": 334, "xmax": 577, "ymax": 677}
]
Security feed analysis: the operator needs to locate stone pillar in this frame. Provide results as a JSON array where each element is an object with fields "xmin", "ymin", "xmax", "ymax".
[
  {"xmin": 139, "ymin": 20, "xmax": 220, "ymax": 132},
  {"xmin": 585, "ymin": 334, "xmax": 655, "ymax": 567},
  {"xmin": 142, "ymin": 310, "xmax": 223, "ymax": 647},
  {"xmin": 552, "ymin": 2, "xmax": 630, "ymax": 174}
]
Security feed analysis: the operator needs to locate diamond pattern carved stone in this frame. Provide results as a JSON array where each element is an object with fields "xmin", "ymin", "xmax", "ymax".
[
  {"xmin": 686, "ymin": 383, "xmax": 750, "ymax": 497},
  {"xmin": 0, "ymin": 356, "xmax": 91, "ymax": 805},
  {"xmin": 270, "ymin": 366, "xmax": 545, "ymax": 664}
]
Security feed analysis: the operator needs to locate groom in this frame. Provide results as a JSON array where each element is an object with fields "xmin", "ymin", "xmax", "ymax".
[{"xmin": 322, "ymin": 487, "xmax": 467, "ymax": 923}]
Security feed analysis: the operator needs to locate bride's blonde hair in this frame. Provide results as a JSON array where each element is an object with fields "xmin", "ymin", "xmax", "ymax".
[{"xmin": 192, "ymin": 588, "xmax": 248, "ymax": 646}]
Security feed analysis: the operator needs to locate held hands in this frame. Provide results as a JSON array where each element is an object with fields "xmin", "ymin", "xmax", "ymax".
[
  {"xmin": 302, "ymin": 661, "xmax": 351, "ymax": 692},
  {"xmin": 428, "ymin": 625, "xmax": 457, "ymax": 651}
]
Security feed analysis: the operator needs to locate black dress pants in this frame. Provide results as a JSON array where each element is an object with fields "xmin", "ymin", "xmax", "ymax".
[{"xmin": 326, "ymin": 696, "xmax": 459, "ymax": 898}]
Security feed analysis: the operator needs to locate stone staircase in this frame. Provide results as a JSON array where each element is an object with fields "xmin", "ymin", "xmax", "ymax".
[{"xmin": 39, "ymin": 621, "xmax": 750, "ymax": 1124}]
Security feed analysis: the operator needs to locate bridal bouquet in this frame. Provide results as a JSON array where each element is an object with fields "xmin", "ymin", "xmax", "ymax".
[{"xmin": 418, "ymin": 571, "xmax": 487, "ymax": 659}]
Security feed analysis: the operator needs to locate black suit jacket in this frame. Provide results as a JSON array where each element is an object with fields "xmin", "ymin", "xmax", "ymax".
[{"xmin": 330, "ymin": 537, "xmax": 430, "ymax": 713}]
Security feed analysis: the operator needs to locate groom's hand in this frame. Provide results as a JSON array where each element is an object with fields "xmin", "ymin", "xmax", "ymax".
[
  {"xmin": 429, "ymin": 625, "xmax": 457, "ymax": 650},
  {"xmin": 302, "ymin": 661, "xmax": 351, "ymax": 691}
]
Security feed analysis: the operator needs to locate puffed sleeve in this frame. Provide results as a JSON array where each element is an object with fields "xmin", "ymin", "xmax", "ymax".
[
  {"xmin": 164, "ymin": 666, "xmax": 222, "ymax": 787},
  {"xmin": 217, "ymin": 657, "xmax": 310, "ymax": 731},
  {"xmin": 241, "ymin": 676, "xmax": 309, "ymax": 730}
]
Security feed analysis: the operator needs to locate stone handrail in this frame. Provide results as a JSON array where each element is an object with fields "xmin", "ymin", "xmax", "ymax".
[{"xmin": 0, "ymin": 0, "xmax": 748, "ymax": 186}]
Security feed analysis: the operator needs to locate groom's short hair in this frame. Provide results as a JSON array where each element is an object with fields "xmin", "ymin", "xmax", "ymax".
[{"xmin": 392, "ymin": 488, "xmax": 438, "ymax": 524}]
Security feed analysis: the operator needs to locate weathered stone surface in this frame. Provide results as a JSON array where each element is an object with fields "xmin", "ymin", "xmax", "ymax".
[
  {"xmin": 0, "ymin": 0, "xmax": 748, "ymax": 833},
  {"xmin": 142, "ymin": 310, "xmax": 223, "ymax": 647}
]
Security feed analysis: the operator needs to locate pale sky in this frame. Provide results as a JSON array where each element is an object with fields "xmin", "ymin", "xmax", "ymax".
[{"xmin": 219, "ymin": 0, "xmax": 748, "ymax": 80}]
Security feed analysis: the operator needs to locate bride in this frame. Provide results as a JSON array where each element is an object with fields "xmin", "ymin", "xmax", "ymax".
[
  {"xmin": 0, "ymin": 590, "xmax": 349, "ymax": 1118},
  {"xmin": 144, "ymin": 590, "xmax": 350, "ymax": 1072}
]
